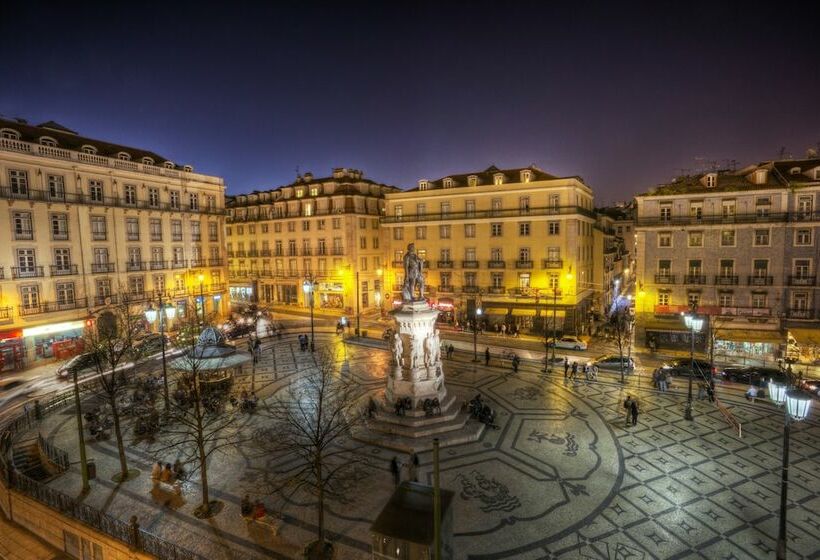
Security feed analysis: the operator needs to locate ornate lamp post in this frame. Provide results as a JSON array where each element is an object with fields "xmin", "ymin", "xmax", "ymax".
[
  {"xmin": 145, "ymin": 297, "xmax": 176, "ymax": 415},
  {"xmin": 682, "ymin": 310, "xmax": 704, "ymax": 420},
  {"xmin": 472, "ymin": 307, "xmax": 482, "ymax": 362},
  {"xmin": 769, "ymin": 381, "xmax": 812, "ymax": 560},
  {"xmin": 303, "ymin": 277, "xmax": 315, "ymax": 352},
  {"xmin": 197, "ymin": 273, "xmax": 205, "ymax": 326}
]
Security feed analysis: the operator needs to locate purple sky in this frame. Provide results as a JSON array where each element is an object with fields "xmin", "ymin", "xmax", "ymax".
[{"xmin": 2, "ymin": 1, "xmax": 819, "ymax": 204}]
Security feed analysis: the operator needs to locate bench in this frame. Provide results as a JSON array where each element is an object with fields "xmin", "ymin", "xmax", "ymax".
[{"xmin": 246, "ymin": 514, "xmax": 282, "ymax": 536}]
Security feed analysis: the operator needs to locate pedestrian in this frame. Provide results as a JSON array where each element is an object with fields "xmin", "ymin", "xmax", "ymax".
[
  {"xmin": 390, "ymin": 456, "xmax": 400, "ymax": 487},
  {"xmin": 160, "ymin": 463, "xmax": 173, "ymax": 483},
  {"xmin": 241, "ymin": 495, "xmax": 253, "ymax": 517},
  {"xmin": 485, "ymin": 347, "xmax": 491, "ymax": 366},
  {"xmin": 501, "ymin": 324, "xmax": 507, "ymax": 337},
  {"xmin": 564, "ymin": 358, "xmax": 569, "ymax": 379},
  {"xmin": 630, "ymin": 398, "xmax": 639, "ymax": 426},
  {"xmin": 697, "ymin": 381, "xmax": 706, "ymax": 400},
  {"xmin": 745, "ymin": 385, "xmax": 758, "ymax": 403},
  {"xmin": 707, "ymin": 380, "xmax": 716, "ymax": 403},
  {"xmin": 658, "ymin": 371, "xmax": 668, "ymax": 392},
  {"xmin": 571, "ymin": 361, "xmax": 578, "ymax": 380},
  {"xmin": 512, "ymin": 354, "xmax": 520, "ymax": 373},
  {"xmin": 623, "ymin": 395, "xmax": 633, "ymax": 427},
  {"xmin": 151, "ymin": 461, "xmax": 162, "ymax": 480}
]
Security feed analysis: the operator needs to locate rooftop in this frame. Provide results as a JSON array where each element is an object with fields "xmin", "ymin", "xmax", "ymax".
[{"xmin": 405, "ymin": 164, "xmax": 582, "ymax": 192}]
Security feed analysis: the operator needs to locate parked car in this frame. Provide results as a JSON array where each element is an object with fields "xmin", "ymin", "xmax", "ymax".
[
  {"xmin": 132, "ymin": 333, "xmax": 170, "ymax": 357},
  {"xmin": 657, "ymin": 359, "xmax": 715, "ymax": 379},
  {"xmin": 799, "ymin": 377, "xmax": 820, "ymax": 397},
  {"xmin": 719, "ymin": 366, "xmax": 786, "ymax": 387},
  {"xmin": 587, "ymin": 354, "xmax": 634, "ymax": 373},
  {"xmin": 56, "ymin": 352, "xmax": 99, "ymax": 379},
  {"xmin": 547, "ymin": 336, "xmax": 588, "ymax": 351}
]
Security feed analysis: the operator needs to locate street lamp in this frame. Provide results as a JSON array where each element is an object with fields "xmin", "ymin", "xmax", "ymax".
[
  {"xmin": 682, "ymin": 311, "xmax": 704, "ymax": 420},
  {"xmin": 769, "ymin": 382, "xmax": 812, "ymax": 560},
  {"xmin": 145, "ymin": 296, "xmax": 176, "ymax": 415},
  {"xmin": 472, "ymin": 307, "xmax": 482, "ymax": 362},
  {"xmin": 303, "ymin": 278, "xmax": 315, "ymax": 352},
  {"xmin": 197, "ymin": 273, "xmax": 205, "ymax": 326},
  {"xmin": 376, "ymin": 268, "xmax": 384, "ymax": 317}
]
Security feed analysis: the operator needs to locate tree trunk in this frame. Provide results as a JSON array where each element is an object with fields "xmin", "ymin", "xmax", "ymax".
[
  {"xmin": 195, "ymin": 399, "xmax": 210, "ymax": 513},
  {"xmin": 109, "ymin": 394, "xmax": 129, "ymax": 480},
  {"xmin": 317, "ymin": 457, "xmax": 324, "ymax": 545},
  {"xmin": 73, "ymin": 370, "xmax": 90, "ymax": 493}
]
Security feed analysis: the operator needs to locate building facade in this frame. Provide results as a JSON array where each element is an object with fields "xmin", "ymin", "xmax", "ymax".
[
  {"xmin": 634, "ymin": 158, "xmax": 820, "ymax": 362},
  {"xmin": 225, "ymin": 168, "xmax": 398, "ymax": 314},
  {"xmin": 0, "ymin": 118, "xmax": 228, "ymax": 372},
  {"xmin": 381, "ymin": 165, "xmax": 596, "ymax": 334}
]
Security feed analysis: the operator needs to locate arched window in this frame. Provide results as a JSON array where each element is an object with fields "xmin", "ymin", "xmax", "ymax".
[
  {"xmin": 1, "ymin": 128, "xmax": 21, "ymax": 140},
  {"xmin": 142, "ymin": 157, "xmax": 155, "ymax": 165},
  {"xmin": 117, "ymin": 152, "xmax": 131, "ymax": 161},
  {"xmin": 39, "ymin": 136, "xmax": 58, "ymax": 147},
  {"xmin": 183, "ymin": 165, "xmax": 193, "ymax": 172},
  {"xmin": 163, "ymin": 161, "xmax": 175, "ymax": 169},
  {"xmin": 81, "ymin": 145, "xmax": 97, "ymax": 154}
]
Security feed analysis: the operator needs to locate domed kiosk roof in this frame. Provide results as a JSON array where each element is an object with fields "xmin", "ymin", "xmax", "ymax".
[{"xmin": 170, "ymin": 326, "xmax": 252, "ymax": 371}]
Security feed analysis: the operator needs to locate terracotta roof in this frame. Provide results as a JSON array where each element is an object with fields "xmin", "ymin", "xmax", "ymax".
[{"xmin": 0, "ymin": 116, "xmax": 179, "ymax": 168}]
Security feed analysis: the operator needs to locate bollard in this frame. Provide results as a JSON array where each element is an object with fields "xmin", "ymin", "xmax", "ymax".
[{"xmin": 129, "ymin": 515, "xmax": 142, "ymax": 550}]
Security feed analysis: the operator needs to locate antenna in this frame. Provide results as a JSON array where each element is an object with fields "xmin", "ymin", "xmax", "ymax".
[{"xmin": 778, "ymin": 146, "xmax": 787, "ymax": 160}]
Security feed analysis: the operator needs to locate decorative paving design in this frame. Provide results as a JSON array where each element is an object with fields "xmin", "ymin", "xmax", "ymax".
[{"xmin": 20, "ymin": 334, "xmax": 820, "ymax": 559}]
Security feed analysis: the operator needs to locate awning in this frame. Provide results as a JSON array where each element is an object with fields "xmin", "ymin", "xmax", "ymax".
[
  {"xmin": 789, "ymin": 328, "xmax": 820, "ymax": 347},
  {"xmin": 717, "ymin": 330, "xmax": 783, "ymax": 344},
  {"xmin": 511, "ymin": 308, "xmax": 536, "ymax": 317}
]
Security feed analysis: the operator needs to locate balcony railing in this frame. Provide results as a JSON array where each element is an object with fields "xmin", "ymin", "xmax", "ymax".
[
  {"xmin": 208, "ymin": 258, "xmax": 223, "ymax": 267},
  {"xmin": 462, "ymin": 260, "xmax": 479, "ymax": 269},
  {"xmin": 788, "ymin": 275, "xmax": 816, "ymax": 286},
  {"xmin": 227, "ymin": 251, "xmax": 235, "ymax": 258},
  {"xmin": 126, "ymin": 233, "xmax": 140, "ymax": 241},
  {"xmin": 515, "ymin": 260, "xmax": 534, "ymax": 269},
  {"xmin": 92, "ymin": 232, "xmax": 108, "ymax": 241},
  {"xmin": 0, "ymin": 306, "xmax": 13, "ymax": 323},
  {"xmin": 747, "ymin": 275, "xmax": 774, "ymax": 286},
  {"xmin": 488, "ymin": 260, "xmax": 506, "ymax": 269},
  {"xmin": 171, "ymin": 260, "xmax": 187, "ymax": 269},
  {"xmin": 437, "ymin": 261, "xmax": 454, "ymax": 268},
  {"xmin": 13, "ymin": 229, "xmax": 33, "ymax": 240},
  {"xmin": 788, "ymin": 309, "xmax": 813, "ymax": 319},
  {"xmin": 52, "ymin": 231, "xmax": 69, "ymax": 241},
  {"xmin": 90, "ymin": 262, "xmax": 115, "ymax": 274},
  {"xmin": 487, "ymin": 286, "xmax": 506, "ymax": 294},
  {"xmin": 150, "ymin": 235, "xmax": 163, "ymax": 242},
  {"xmin": 714, "ymin": 275, "xmax": 739, "ymax": 285},
  {"xmin": 191, "ymin": 234, "xmax": 201, "ymax": 242},
  {"xmin": 126, "ymin": 261, "xmax": 147, "ymax": 272},
  {"xmin": 542, "ymin": 259, "xmax": 563, "ymax": 269},
  {"xmin": 437, "ymin": 285, "xmax": 454, "ymax": 293},
  {"xmin": 261, "ymin": 249, "xmax": 271, "ymax": 257},
  {"xmin": 636, "ymin": 210, "xmax": 820, "ymax": 227},
  {"xmin": 50, "ymin": 264, "xmax": 78, "ymax": 276},
  {"xmin": 684, "ymin": 274, "xmax": 707, "ymax": 284},
  {"xmin": 172, "ymin": 234, "xmax": 183, "ymax": 242},
  {"xmin": 462, "ymin": 285, "xmax": 479, "ymax": 294},
  {"xmin": 381, "ymin": 204, "xmax": 597, "ymax": 223},
  {"xmin": 236, "ymin": 251, "xmax": 247, "ymax": 257},
  {"xmin": 332, "ymin": 247, "xmax": 345, "ymax": 256},
  {"xmin": 654, "ymin": 274, "xmax": 676, "ymax": 284},
  {"xmin": 149, "ymin": 261, "xmax": 168, "ymax": 270},
  {"xmin": 19, "ymin": 297, "xmax": 89, "ymax": 316},
  {"xmin": 12, "ymin": 266, "xmax": 45, "ymax": 279}
]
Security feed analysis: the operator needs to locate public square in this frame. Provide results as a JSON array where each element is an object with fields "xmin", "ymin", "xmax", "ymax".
[{"xmin": 20, "ymin": 332, "xmax": 820, "ymax": 560}]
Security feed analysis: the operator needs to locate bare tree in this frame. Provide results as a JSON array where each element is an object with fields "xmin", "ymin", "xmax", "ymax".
[
  {"xmin": 151, "ymin": 307, "xmax": 244, "ymax": 518},
  {"xmin": 254, "ymin": 347, "xmax": 368, "ymax": 557},
  {"xmin": 608, "ymin": 306, "xmax": 634, "ymax": 384},
  {"xmin": 84, "ymin": 294, "xmax": 145, "ymax": 482}
]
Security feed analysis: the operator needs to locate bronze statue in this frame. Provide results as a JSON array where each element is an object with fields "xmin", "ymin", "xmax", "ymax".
[{"xmin": 402, "ymin": 243, "xmax": 425, "ymax": 301}]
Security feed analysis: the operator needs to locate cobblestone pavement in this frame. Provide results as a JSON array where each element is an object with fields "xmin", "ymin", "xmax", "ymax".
[{"xmin": 26, "ymin": 333, "xmax": 820, "ymax": 559}]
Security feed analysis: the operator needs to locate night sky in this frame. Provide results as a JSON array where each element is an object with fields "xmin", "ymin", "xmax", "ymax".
[{"xmin": 2, "ymin": 1, "xmax": 819, "ymax": 203}]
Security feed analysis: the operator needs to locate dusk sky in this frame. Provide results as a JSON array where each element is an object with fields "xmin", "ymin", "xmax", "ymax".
[{"xmin": 2, "ymin": 1, "xmax": 819, "ymax": 204}]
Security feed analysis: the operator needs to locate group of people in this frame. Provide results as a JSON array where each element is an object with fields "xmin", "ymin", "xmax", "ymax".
[
  {"xmin": 623, "ymin": 395, "xmax": 640, "ymax": 426},
  {"xmin": 563, "ymin": 358, "xmax": 596, "ymax": 381},
  {"xmin": 241, "ymin": 495, "xmax": 268, "ymax": 519},
  {"xmin": 652, "ymin": 368, "xmax": 671, "ymax": 391},
  {"xmin": 151, "ymin": 460, "xmax": 184, "ymax": 484},
  {"xmin": 229, "ymin": 390, "xmax": 258, "ymax": 412},
  {"xmin": 467, "ymin": 393, "xmax": 496, "ymax": 427}
]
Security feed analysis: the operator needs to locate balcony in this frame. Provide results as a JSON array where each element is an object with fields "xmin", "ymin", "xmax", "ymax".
[
  {"xmin": 462, "ymin": 260, "xmax": 479, "ymax": 268},
  {"xmin": 684, "ymin": 274, "xmax": 707, "ymax": 284},
  {"xmin": 150, "ymin": 235, "xmax": 163, "ymax": 242},
  {"xmin": 236, "ymin": 251, "xmax": 247, "ymax": 257},
  {"xmin": 332, "ymin": 247, "xmax": 345, "ymax": 256},
  {"xmin": 302, "ymin": 249, "xmax": 312, "ymax": 256},
  {"xmin": 208, "ymin": 258, "xmax": 223, "ymax": 267},
  {"xmin": 12, "ymin": 266, "xmax": 45, "ymax": 279},
  {"xmin": 654, "ymin": 274, "xmax": 676, "ymax": 284},
  {"xmin": 172, "ymin": 234, "xmax": 183, "ymax": 242},
  {"xmin": 126, "ymin": 233, "xmax": 140, "ymax": 241},
  {"xmin": 229, "ymin": 269, "xmax": 249, "ymax": 278},
  {"xmin": 227, "ymin": 251, "xmax": 235, "ymax": 258},
  {"xmin": 247, "ymin": 250, "xmax": 258, "ymax": 257},
  {"xmin": 171, "ymin": 260, "xmax": 188, "ymax": 269},
  {"xmin": 437, "ymin": 285, "xmax": 454, "ymax": 293},
  {"xmin": 19, "ymin": 297, "xmax": 89, "ymax": 316},
  {"xmin": 487, "ymin": 286, "xmax": 506, "ymax": 295},
  {"xmin": 261, "ymin": 249, "xmax": 271, "ymax": 257},
  {"xmin": 50, "ymin": 264, "xmax": 78, "ymax": 276},
  {"xmin": 91, "ymin": 263, "xmax": 115, "ymax": 274},
  {"xmin": 436, "ymin": 260, "xmax": 454, "ymax": 269},
  {"xmin": 52, "ymin": 231, "xmax": 69, "ymax": 241},
  {"xmin": 380, "ymin": 204, "xmax": 597, "ymax": 223},
  {"xmin": 191, "ymin": 234, "xmax": 201, "ymax": 242},
  {"xmin": 488, "ymin": 260, "xmax": 506, "ymax": 269},
  {"xmin": 788, "ymin": 309, "xmax": 813, "ymax": 319},
  {"xmin": 0, "ymin": 306, "xmax": 13, "ymax": 323},
  {"xmin": 92, "ymin": 232, "xmax": 108, "ymax": 241},
  {"xmin": 747, "ymin": 275, "xmax": 774, "ymax": 286},
  {"xmin": 462, "ymin": 286, "xmax": 479, "ymax": 294},
  {"xmin": 149, "ymin": 261, "xmax": 168, "ymax": 270},
  {"xmin": 13, "ymin": 229, "xmax": 33, "ymax": 241},
  {"xmin": 515, "ymin": 260, "xmax": 534, "ymax": 269},
  {"xmin": 788, "ymin": 275, "xmax": 816, "ymax": 286},
  {"xmin": 93, "ymin": 294, "xmax": 119, "ymax": 306},
  {"xmin": 126, "ymin": 261, "xmax": 147, "ymax": 272},
  {"xmin": 542, "ymin": 259, "xmax": 563, "ymax": 269},
  {"xmin": 209, "ymin": 236, "xmax": 219, "ymax": 243},
  {"xmin": 714, "ymin": 275, "xmax": 739, "ymax": 285}
]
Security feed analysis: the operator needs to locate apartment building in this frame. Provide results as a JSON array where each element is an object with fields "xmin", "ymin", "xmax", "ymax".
[
  {"xmin": 0, "ymin": 118, "xmax": 228, "ymax": 371},
  {"xmin": 225, "ymin": 168, "xmax": 398, "ymax": 312},
  {"xmin": 381, "ymin": 165, "xmax": 596, "ymax": 334},
  {"xmin": 634, "ymin": 158, "xmax": 820, "ymax": 361},
  {"xmin": 592, "ymin": 210, "xmax": 628, "ymax": 319}
]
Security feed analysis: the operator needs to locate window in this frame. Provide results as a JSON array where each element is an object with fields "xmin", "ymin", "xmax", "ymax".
[
  {"xmin": 317, "ymin": 239, "xmax": 327, "ymax": 255},
  {"xmin": 124, "ymin": 184, "xmax": 137, "ymax": 205},
  {"xmin": 491, "ymin": 248, "xmax": 503, "ymax": 261},
  {"xmin": 93, "ymin": 248, "xmax": 109, "ymax": 266},
  {"xmin": 416, "ymin": 203, "xmax": 426, "ymax": 216},
  {"xmin": 688, "ymin": 259, "xmax": 702, "ymax": 275},
  {"xmin": 304, "ymin": 202, "xmax": 313, "ymax": 217},
  {"xmin": 416, "ymin": 226, "xmax": 427, "ymax": 240},
  {"xmin": 519, "ymin": 197, "xmax": 530, "ymax": 214},
  {"xmin": 548, "ymin": 222, "xmax": 560, "ymax": 235},
  {"xmin": 209, "ymin": 221, "xmax": 218, "ymax": 242},
  {"xmin": 548, "ymin": 274, "xmax": 559, "ymax": 289},
  {"xmin": 753, "ymin": 259, "xmax": 768, "ymax": 277},
  {"xmin": 236, "ymin": 225, "xmax": 244, "ymax": 235},
  {"xmin": 188, "ymin": 192, "xmax": 199, "ymax": 210},
  {"xmin": 491, "ymin": 223, "xmax": 502, "ymax": 237},
  {"xmin": 317, "ymin": 220, "xmax": 325, "ymax": 231},
  {"xmin": 275, "ymin": 240, "xmax": 283, "ymax": 256},
  {"xmin": 465, "ymin": 200, "xmax": 476, "ymax": 217},
  {"xmin": 394, "ymin": 205, "xmax": 403, "ymax": 219},
  {"xmin": 128, "ymin": 247, "xmax": 142, "ymax": 266},
  {"xmin": 126, "ymin": 218, "xmax": 139, "ymax": 241},
  {"xmin": 440, "ymin": 202, "xmax": 451, "ymax": 217},
  {"xmin": 519, "ymin": 222, "xmax": 530, "ymax": 236},
  {"xmin": 465, "ymin": 272, "xmax": 477, "ymax": 287},
  {"xmin": 722, "ymin": 200, "xmax": 736, "ymax": 218},
  {"xmin": 493, "ymin": 173, "xmax": 504, "ymax": 185},
  {"xmin": 173, "ymin": 247, "xmax": 185, "ymax": 266},
  {"xmin": 295, "ymin": 188, "xmax": 304, "ymax": 198},
  {"xmin": 360, "ymin": 256, "xmax": 368, "ymax": 271},
  {"xmin": 794, "ymin": 259, "xmax": 811, "ymax": 277},
  {"xmin": 439, "ymin": 225, "xmax": 451, "ymax": 239},
  {"xmin": 275, "ymin": 223, "xmax": 282, "ymax": 233},
  {"xmin": 117, "ymin": 152, "xmax": 131, "ymax": 161},
  {"xmin": 16, "ymin": 249, "xmax": 36, "ymax": 274},
  {"xmin": 657, "ymin": 259, "xmax": 671, "ymax": 276},
  {"xmin": 53, "ymin": 248, "xmax": 71, "ymax": 272},
  {"xmin": 332, "ymin": 218, "xmax": 341, "ymax": 229},
  {"xmin": 56, "ymin": 282, "xmax": 75, "ymax": 306},
  {"xmin": 689, "ymin": 202, "xmax": 703, "ymax": 220},
  {"xmin": 288, "ymin": 240, "xmax": 297, "ymax": 256},
  {"xmin": 705, "ymin": 174, "xmax": 717, "ymax": 188},
  {"xmin": 393, "ymin": 228, "xmax": 404, "ymax": 240},
  {"xmin": 169, "ymin": 220, "xmax": 182, "ymax": 241},
  {"xmin": 20, "ymin": 285, "xmax": 40, "ymax": 311},
  {"xmin": 0, "ymin": 129, "xmax": 20, "ymax": 140},
  {"xmin": 13, "ymin": 211, "xmax": 33, "ymax": 240},
  {"xmin": 464, "ymin": 224, "xmax": 476, "ymax": 238},
  {"xmin": 148, "ymin": 187, "xmax": 159, "ymax": 207},
  {"xmin": 795, "ymin": 229, "xmax": 813, "ymax": 246},
  {"xmin": 440, "ymin": 248, "xmax": 451, "ymax": 262},
  {"xmin": 360, "ymin": 237, "xmax": 367, "ymax": 249},
  {"xmin": 468, "ymin": 175, "xmax": 478, "ymax": 187},
  {"xmin": 660, "ymin": 204, "xmax": 671, "ymax": 221},
  {"xmin": 287, "ymin": 222, "xmax": 296, "ymax": 232},
  {"xmin": 91, "ymin": 216, "xmax": 107, "ymax": 240},
  {"xmin": 88, "ymin": 180, "xmax": 104, "ymax": 202},
  {"xmin": 373, "ymin": 237, "xmax": 379, "ymax": 249},
  {"xmin": 687, "ymin": 293, "xmax": 700, "ymax": 308},
  {"xmin": 792, "ymin": 293, "xmax": 809, "ymax": 311},
  {"xmin": 128, "ymin": 276, "xmax": 145, "ymax": 295},
  {"xmin": 47, "ymin": 175, "xmax": 65, "ymax": 200},
  {"xmin": 96, "ymin": 279, "xmax": 111, "ymax": 300},
  {"xmin": 752, "ymin": 293, "xmax": 768, "ymax": 308},
  {"xmin": 719, "ymin": 293, "xmax": 734, "ymax": 307},
  {"xmin": 169, "ymin": 190, "xmax": 180, "ymax": 209},
  {"xmin": 658, "ymin": 233, "xmax": 672, "ymax": 248},
  {"xmin": 753, "ymin": 229, "xmax": 770, "ymax": 246},
  {"xmin": 521, "ymin": 170, "xmax": 532, "ymax": 183},
  {"xmin": 549, "ymin": 194, "xmax": 559, "ymax": 210},
  {"xmin": 721, "ymin": 230, "xmax": 736, "ymax": 246},
  {"xmin": 310, "ymin": 187, "xmax": 319, "ymax": 196},
  {"xmin": 51, "ymin": 213, "xmax": 68, "ymax": 240},
  {"xmin": 491, "ymin": 198, "xmax": 502, "ymax": 216},
  {"xmin": 150, "ymin": 219, "xmax": 163, "ymax": 241},
  {"xmin": 518, "ymin": 248, "xmax": 531, "ymax": 263},
  {"xmin": 688, "ymin": 231, "xmax": 703, "ymax": 247},
  {"xmin": 9, "ymin": 169, "xmax": 28, "ymax": 197},
  {"xmin": 151, "ymin": 247, "xmax": 164, "ymax": 265},
  {"xmin": 657, "ymin": 292, "xmax": 670, "ymax": 306},
  {"xmin": 798, "ymin": 195, "xmax": 812, "ymax": 218},
  {"xmin": 465, "ymin": 247, "xmax": 476, "ymax": 261},
  {"xmin": 547, "ymin": 247, "xmax": 560, "ymax": 260},
  {"xmin": 191, "ymin": 221, "xmax": 201, "ymax": 241},
  {"xmin": 443, "ymin": 178, "xmax": 453, "ymax": 189},
  {"xmin": 491, "ymin": 273, "xmax": 504, "ymax": 288},
  {"xmin": 719, "ymin": 259, "xmax": 734, "ymax": 276}
]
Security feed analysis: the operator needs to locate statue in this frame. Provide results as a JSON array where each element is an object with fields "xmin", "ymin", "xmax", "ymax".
[
  {"xmin": 402, "ymin": 243, "xmax": 425, "ymax": 302},
  {"xmin": 391, "ymin": 333, "xmax": 403, "ymax": 367},
  {"xmin": 431, "ymin": 329, "xmax": 441, "ymax": 364},
  {"xmin": 423, "ymin": 333, "xmax": 434, "ymax": 367},
  {"xmin": 409, "ymin": 334, "xmax": 422, "ymax": 369}
]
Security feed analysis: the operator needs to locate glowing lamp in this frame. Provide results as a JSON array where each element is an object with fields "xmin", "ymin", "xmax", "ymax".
[
  {"xmin": 144, "ymin": 305, "xmax": 158, "ymax": 323},
  {"xmin": 785, "ymin": 390, "xmax": 812, "ymax": 421}
]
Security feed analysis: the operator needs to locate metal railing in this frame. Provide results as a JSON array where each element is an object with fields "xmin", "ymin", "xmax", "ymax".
[
  {"xmin": 50, "ymin": 264, "xmax": 78, "ymax": 276},
  {"xmin": 714, "ymin": 275, "xmax": 739, "ymax": 285},
  {"xmin": 683, "ymin": 274, "xmax": 706, "ymax": 284},
  {"xmin": 542, "ymin": 259, "xmax": 563, "ymax": 269},
  {"xmin": 654, "ymin": 274, "xmax": 676, "ymax": 284},
  {"xmin": 12, "ymin": 266, "xmax": 45, "ymax": 279},
  {"xmin": 488, "ymin": 260, "xmax": 506, "ymax": 269},
  {"xmin": 636, "ymin": 210, "xmax": 820, "ymax": 227},
  {"xmin": 747, "ymin": 275, "xmax": 774, "ymax": 286},
  {"xmin": 462, "ymin": 260, "xmax": 479, "ymax": 268},
  {"xmin": 90, "ymin": 263, "xmax": 115, "ymax": 273},
  {"xmin": 515, "ymin": 260, "xmax": 534, "ymax": 269},
  {"xmin": 436, "ymin": 261, "xmax": 454, "ymax": 268},
  {"xmin": 788, "ymin": 275, "xmax": 816, "ymax": 286},
  {"xmin": 381, "ymin": 204, "xmax": 597, "ymax": 223}
]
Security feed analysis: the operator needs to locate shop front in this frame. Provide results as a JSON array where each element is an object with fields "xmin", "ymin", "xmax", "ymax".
[
  {"xmin": 317, "ymin": 281, "xmax": 345, "ymax": 309},
  {"xmin": 0, "ymin": 329, "xmax": 24, "ymax": 373},
  {"xmin": 713, "ymin": 329, "xmax": 782, "ymax": 364},
  {"xmin": 229, "ymin": 285, "xmax": 255, "ymax": 308},
  {"xmin": 22, "ymin": 321, "xmax": 86, "ymax": 364}
]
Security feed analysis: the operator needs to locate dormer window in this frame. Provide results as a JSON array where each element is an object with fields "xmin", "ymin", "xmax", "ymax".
[
  {"xmin": 183, "ymin": 165, "xmax": 193, "ymax": 172},
  {"xmin": 467, "ymin": 175, "xmax": 478, "ymax": 187},
  {"xmin": 753, "ymin": 169, "xmax": 768, "ymax": 185},
  {"xmin": 163, "ymin": 161, "xmax": 175, "ymax": 169},
  {"xmin": 142, "ymin": 157, "xmax": 154, "ymax": 166},
  {"xmin": 520, "ymin": 170, "xmax": 532, "ymax": 183},
  {"xmin": 295, "ymin": 188, "xmax": 304, "ymax": 198},
  {"xmin": 0, "ymin": 128, "xmax": 20, "ymax": 140},
  {"xmin": 705, "ymin": 173, "xmax": 717, "ymax": 188},
  {"xmin": 310, "ymin": 187, "xmax": 320, "ymax": 196},
  {"xmin": 790, "ymin": 167, "xmax": 801, "ymax": 176},
  {"xmin": 814, "ymin": 168, "xmax": 820, "ymax": 181},
  {"xmin": 81, "ymin": 145, "xmax": 97, "ymax": 155},
  {"xmin": 493, "ymin": 173, "xmax": 505, "ymax": 186},
  {"xmin": 117, "ymin": 152, "xmax": 131, "ymax": 161},
  {"xmin": 418, "ymin": 180, "xmax": 429, "ymax": 190},
  {"xmin": 442, "ymin": 177, "xmax": 453, "ymax": 189},
  {"xmin": 39, "ymin": 137, "xmax": 57, "ymax": 147}
]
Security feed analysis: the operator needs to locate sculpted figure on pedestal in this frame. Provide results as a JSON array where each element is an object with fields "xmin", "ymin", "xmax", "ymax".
[
  {"xmin": 391, "ymin": 333, "xmax": 403, "ymax": 368},
  {"xmin": 401, "ymin": 243, "xmax": 426, "ymax": 302}
]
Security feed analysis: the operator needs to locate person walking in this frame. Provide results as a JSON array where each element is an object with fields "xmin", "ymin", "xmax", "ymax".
[
  {"xmin": 512, "ymin": 354, "xmax": 520, "ymax": 374},
  {"xmin": 390, "ymin": 456, "xmax": 400, "ymax": 487},
  {"xmin": 658, "ymin": 371, "xmax": 668, "ymax": 392},
  {"xmin": 564, "ymin": 357, "xmax": 569, "ymax": 379},
  {"xmin": 630, "ymin": 398, "xmax": 639, "ymax": 426},
  {"xmin": 623, "ymin": 395, "xmax": 633, "ymax": 427},
  {"xmin": 485, "ymin": 347, "xmax": 491, "ymax": 366},
  {"xmin": 570, "ymin": 361, "xmax": 578, "ymax": 381}
]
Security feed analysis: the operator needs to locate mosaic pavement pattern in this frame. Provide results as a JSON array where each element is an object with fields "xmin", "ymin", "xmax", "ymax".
[{"xmin": 26, "ymin": 334, "xmax": 820, "ymax": 559}]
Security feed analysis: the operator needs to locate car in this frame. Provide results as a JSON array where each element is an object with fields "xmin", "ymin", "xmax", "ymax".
[
  {"xmin": 587, "ymin": 354, "xmax": 634, "ymax": 373},
  {"xmin": 132, "ymin": 333, "xmax": 170, "ymax": 357},
  {"xmin": 221, "ymin": 321, "xmax": 256, "ymax": 340},
  {"xmin": 800, "ymin": 377, "xmax": 820, "ymax": 397},
  {"xmin": 56, "ymin": 352, "xmax": 99, "ymax": 379},
  {"xmin": 720, "ymin": 366, "xmax": 786, "ymax": 387},
  {"xmin": 658, "ymin": 359, "xmax": 715, "ymax": 379},
  {"xmin": 547, "ymin": 336, "xmax": 588, "ymax": 351}
]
